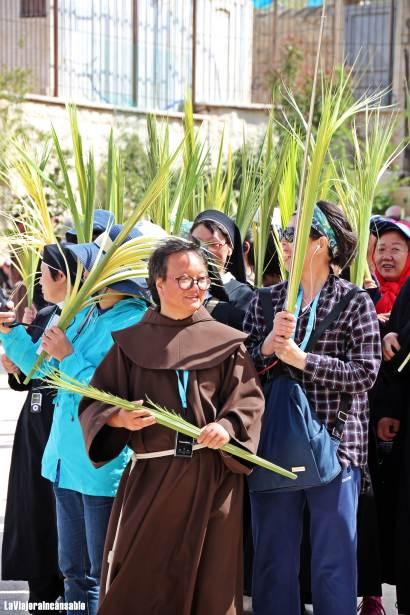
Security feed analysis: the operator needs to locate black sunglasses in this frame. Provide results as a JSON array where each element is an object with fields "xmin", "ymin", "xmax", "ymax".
[
  {"xmin": 278, "ymin": 226, "xmax": 322, "ymax": 243},
  {"xmin": 278, "ymin": 227, "xmax": 295, "ymax": 243}
]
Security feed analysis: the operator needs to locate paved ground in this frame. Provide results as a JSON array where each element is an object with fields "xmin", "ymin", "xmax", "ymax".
[
  {"xmin": 0, "ymin": 365, "xmax": 400, "ymax": 614},
  {"xmin": 0, "ymin": 371, "xmax": 29, "ymax": 614}
]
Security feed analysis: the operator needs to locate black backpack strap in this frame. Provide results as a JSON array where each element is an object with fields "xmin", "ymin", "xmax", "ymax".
[
  {"xmin": 258, "ymin": 288, "xmax": 274, "ymax": 333},
  {"xmin": 306, "ymin": 287, "xmax": 365, "ymax": 441},
  {"xmin": 331, "ymin": 394, "xmax": 350, "ymax": 441},
  {"xmin": 305, "ymin": 288, "xmax": 364, "ymax": 353}
]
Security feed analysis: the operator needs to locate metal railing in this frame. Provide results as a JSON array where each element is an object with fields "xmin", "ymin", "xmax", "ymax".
[{"xmin": 0, "ymin": 0, "xmax": 403, "ymax": 111}]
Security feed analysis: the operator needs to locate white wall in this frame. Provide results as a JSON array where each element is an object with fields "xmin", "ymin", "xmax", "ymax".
[
  {"xmin": 56, "ymin": 0, "xmax": 253, "ymax": 111},
  {"xmin": 136, "ymin": 0, "xmax": 192, "ymax": 111},
  {"xmin": 195, "ymin": 0, "xmax": 253, "ymax": 105},
  {"xmin": 58, "ymin": 0, "xmax": 133, "ymax": 106}
]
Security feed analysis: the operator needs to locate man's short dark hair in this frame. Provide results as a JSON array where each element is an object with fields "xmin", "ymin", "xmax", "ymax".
[{"xmin": 148, "ymin": 237, "xmax": 208, "ymax": 305}]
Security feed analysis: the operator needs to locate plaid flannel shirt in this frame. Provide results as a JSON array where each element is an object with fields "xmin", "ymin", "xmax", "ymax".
[{"xmin": 243, "ymin": 275, "xmax": 382, "ymax": 470}]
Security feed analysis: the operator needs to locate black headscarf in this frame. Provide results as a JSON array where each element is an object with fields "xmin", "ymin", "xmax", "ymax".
[
  {"xmin": 42, "ymin": 244, "xmax": 78, "ymax": 284},
  {"xmin": 191, "ymin": 210, "xmax": 247, "ymax": 283}
]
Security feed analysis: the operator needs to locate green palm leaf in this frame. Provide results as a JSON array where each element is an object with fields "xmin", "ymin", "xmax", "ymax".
[{"xmin": 45, "ymin": 370, "xmax": 297, "ymax": 481}]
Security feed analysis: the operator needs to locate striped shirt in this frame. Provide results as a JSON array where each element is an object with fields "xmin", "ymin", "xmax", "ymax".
[{"xmin": 243, "ymin": 275, "xmax": 382, "ymax": 469}]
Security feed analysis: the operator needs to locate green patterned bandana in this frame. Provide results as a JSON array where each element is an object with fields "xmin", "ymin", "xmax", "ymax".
[{"xmin": 311, "ymin": 206, "xmax": 338, "ymax": 256}]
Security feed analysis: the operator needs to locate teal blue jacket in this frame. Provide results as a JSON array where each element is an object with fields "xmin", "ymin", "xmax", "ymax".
[{"xmin": 1, "ymin": 298, "xmax": 147, "ymax": 496}]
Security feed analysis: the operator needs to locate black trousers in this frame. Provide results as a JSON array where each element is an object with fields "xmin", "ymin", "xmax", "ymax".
[
  {"xmin": 357, "ymin": 488, "xmax": 383, "ymax": 596},
  {"xmin": 28, "ymin": 574, "xmax": 64, "ymax": 614},
  {"xmin": 396, "ymin": 481, "xmax": 410, "ymax": 614}
]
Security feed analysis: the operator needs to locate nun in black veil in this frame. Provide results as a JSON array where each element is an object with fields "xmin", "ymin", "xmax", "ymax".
[
  {"xmin": 190, "ymin": 210, "xmax": 255, "ymax": 597},
  {"xmin": 190, "ymin": 210, "xmax": 254, "ymax": 330},
  {"xmin": 0, "ymin": 244, "xmax": 79, "ymax": 610}
]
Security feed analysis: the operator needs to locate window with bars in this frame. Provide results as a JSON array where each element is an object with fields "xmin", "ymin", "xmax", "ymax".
[{"xmin": 20, "ymin": 0, "xmax": 47, "ymax": 18}]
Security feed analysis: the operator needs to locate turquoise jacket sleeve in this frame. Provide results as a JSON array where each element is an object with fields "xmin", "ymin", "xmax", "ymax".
[
  {"xmin": 60, "ymin": 339, "xmax": 116, "ymax": 386},
  {"xmin": 59, "ymin": 298, "xmax": 147, "ymax": 386},
  {"xmin": 0, "ymin": 326, "xmax": 45, "ymax": 376}
]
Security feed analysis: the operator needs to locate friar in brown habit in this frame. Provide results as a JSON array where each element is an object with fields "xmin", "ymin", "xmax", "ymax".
[{"xmin": 78, "ymin": 238, "xmax": 264, "ymax": 615}]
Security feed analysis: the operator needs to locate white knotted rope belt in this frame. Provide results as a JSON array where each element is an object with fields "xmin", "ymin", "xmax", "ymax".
[{"xmin": 105, "ymin": 444, "xmax": 207, "ymax": 594}]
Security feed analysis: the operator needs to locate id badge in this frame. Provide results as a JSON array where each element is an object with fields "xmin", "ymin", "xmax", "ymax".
[
  {"xmin": 30, "ymin": 392, "xmax": 42, "ymax": 414},
  {"xmin": 174, "ymin": 432, "xmax": 193, "ymax": 458}
]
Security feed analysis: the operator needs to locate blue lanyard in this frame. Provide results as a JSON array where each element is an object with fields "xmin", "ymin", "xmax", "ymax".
[
  {"xmin": 71, "ymin": 305, "xmax": 98, "ymax": 344},
  {"xmin": 293, "ymin": 287, "xmax": 320, "ymax": 351},
  {"xmin": 176, "ymin": 370, "xmax": 189, "ymax": 411}
]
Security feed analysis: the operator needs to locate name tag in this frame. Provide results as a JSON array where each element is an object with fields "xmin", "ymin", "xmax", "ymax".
[
  {"xmin": 291, "ymin": 466, "xmax": 306, "ymax": 473},
  {"xmin": 174, "ymin": 432, "xmax": 193, "ymax": 458}
]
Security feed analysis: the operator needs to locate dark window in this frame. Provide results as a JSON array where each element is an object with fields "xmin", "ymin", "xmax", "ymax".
[{"xmin": 20, "ymin": 0, "xmax": 47, "ymax": 18}]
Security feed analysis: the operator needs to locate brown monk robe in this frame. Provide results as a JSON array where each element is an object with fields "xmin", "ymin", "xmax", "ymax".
[{"xmin": 78, "ymin": 306, "xmax": 264, "ymax": 615}]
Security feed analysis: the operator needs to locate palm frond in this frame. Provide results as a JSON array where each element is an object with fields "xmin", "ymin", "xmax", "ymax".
[
  {"xmin": 253, "ymin": 119, "xmax": 293, "ymax": 287},
  {"xmin": 171, "ymin": 140, "xmax": 207, "ymax": 235},
  {"xmin": 0, "ymin": 222, "xmax": 39, "ymax": 307},
  {"xmin": 23, "ymin": 147, "xmax": 177, "ymax": 383},
  {"xmin": 205, "ymin": 132, "xmax": 234, "ymax": 215},
  {"xmin": 234, "ymin": 139, "xmax": 264, "ymax": 240},
  {"xmin": 146, "ymin": 114, "xmax": 171, "ymax": 231},
  {"xmin": 347, "ymin": 109, "xmax": 404, "ymax": 286},
  {"xmin": 44, "ymin": 370, "xmax": 297, "ymax": 481},
  {"xmin": 6, "ymin": 142, "xmax": 57, "ymax": 247},
  {"xmin": 285, "ymin": 63, "xmax": 388, "ymax": 311},
  {"xmin": 170, "ymin": 99, "xmax": 208, "ymax": 234},
  {"xmin": 105, "ymin": 130, "xmax": 125, "ymax": 224},
  {"xmin": 398, "ymin": 352, "xmax": 410, "ymax": 373}
]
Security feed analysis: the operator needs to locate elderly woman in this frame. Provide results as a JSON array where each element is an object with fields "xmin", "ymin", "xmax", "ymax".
[
  {"xmin": 372, "ymin": 220, "xmax": 410, "ymax": 325},
  {"xmin": 244, "ymin": 201, "xmax": 381, "ymax": 615},
  {"xmin": 78, "ymin": 237, "xmax": 264, "ymax": 615}
]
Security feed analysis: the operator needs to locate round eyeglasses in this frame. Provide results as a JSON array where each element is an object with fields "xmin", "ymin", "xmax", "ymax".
[{"xmin": 174, "ymin": 275, "xmax": 211, "ymax": 290}]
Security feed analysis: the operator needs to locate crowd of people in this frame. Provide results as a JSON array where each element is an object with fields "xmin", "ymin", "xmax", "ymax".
[{"xmin": 0, "ymin": 203, "xmax": 408, "ymax": 615}]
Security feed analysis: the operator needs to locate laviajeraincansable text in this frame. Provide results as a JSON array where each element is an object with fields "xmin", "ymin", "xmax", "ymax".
[{"xmin": 3, "ymin": 601, "xmax": 86, "ymax": 611}]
